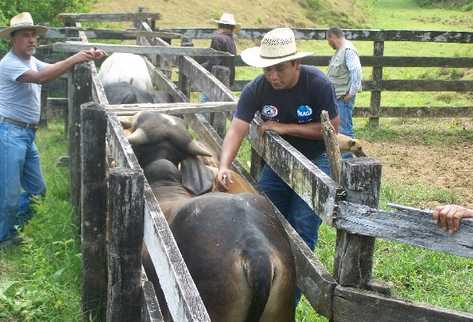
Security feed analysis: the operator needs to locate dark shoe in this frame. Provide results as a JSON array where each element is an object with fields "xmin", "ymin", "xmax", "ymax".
[{"xmin": 0, "ymin": 235, "xmax": 23, "ymax": 250}]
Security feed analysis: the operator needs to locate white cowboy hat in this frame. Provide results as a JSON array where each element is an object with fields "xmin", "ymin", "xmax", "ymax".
[
  {"xmin": 213, "ymin": 13, "xmax": 241, "ymax": 32},
  {"xmin": 0, "ymin": 12, "xmax": 48, "ymax": 40},
  {"xmin": 241, "ymin": 28, "xmax": 313, "ymax": 68}
]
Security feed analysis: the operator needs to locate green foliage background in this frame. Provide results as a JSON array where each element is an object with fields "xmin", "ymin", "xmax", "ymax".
[
  {"xmin": 0, "ymin": 0, "xmax": 92, "ymax": 54},
  {"xmin": 415, "ymin": 0, "xmax": 473, "ymax": 10}
]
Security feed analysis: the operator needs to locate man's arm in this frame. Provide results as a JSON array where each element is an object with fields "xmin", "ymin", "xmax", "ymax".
[
  {"xmin": 217, "ymin": 118, "xmax": 250, "ymax": 189},
  {"xmin": 260, "ymin": 115, "xmax": 340, "ymax": 139},
  {"xmin": 345, "ymin": 49, "xmax": 362, "ymax": 100},
  {"xmin": 433, "ymin": 205, "xmax": 473, "ymax": 234},
  {"xmin": 18, "ymin": 49, "xmax": 105, "ymax": 84}
]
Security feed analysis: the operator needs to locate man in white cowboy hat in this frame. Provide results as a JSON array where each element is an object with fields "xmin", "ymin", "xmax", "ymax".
[
  {"xmin": 0, "ymin": 12, "xmax": 105, "ymax": 248},
  {"xmin": 204, "ymin": 12, "xmax": 240, "ymax": 86},
  {"xmin": 216, "ymin": 27, "xmax": 339, "ymax": 305}
]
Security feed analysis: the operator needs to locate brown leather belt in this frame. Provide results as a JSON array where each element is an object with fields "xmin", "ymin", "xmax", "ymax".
[{"xmin": 0, "ymin": 116, "xmax": 39, "ymax": 129}]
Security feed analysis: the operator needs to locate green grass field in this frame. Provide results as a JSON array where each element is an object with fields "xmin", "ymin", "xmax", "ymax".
[{"xmin": 1, "ymin": 0, "xmax": 473, "ymax": 321}]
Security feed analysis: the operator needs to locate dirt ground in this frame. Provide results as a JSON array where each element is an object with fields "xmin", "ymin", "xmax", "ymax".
[{"xmin": 363, "ymin": 140, "xmax": 473, "ymax": 208}]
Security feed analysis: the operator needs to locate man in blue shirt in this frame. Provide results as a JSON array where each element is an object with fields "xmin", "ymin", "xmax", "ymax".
[
  {"xmin": 216, "ymin": 28, "xmax": 339, "ymax": 306},
  {"xmin": 0, "ymin": 12, "xmax": 105, "ymax": 247}
]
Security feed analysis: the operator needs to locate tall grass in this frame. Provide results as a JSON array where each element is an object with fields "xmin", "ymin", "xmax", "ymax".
[{"xmin": 0, "ymin": 122, "xmax": 81, "ymax": 322}]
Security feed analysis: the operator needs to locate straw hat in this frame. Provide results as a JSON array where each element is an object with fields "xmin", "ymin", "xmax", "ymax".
[
  {"xmin": 213, "ymin": 13, "xmax": 241, "ymax": 32},
  {"xmin": 0, "ymin": 12, "xmax": 48, "ymax": 40},
  {"xmin": 241, "ymin": 28, "xmax": 312, "ymax": 68}
]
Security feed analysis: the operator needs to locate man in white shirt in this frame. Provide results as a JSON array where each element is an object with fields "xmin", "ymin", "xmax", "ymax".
[{"xmin": 0, "ymin": 12, "xmax": 105, "ymax": 247}]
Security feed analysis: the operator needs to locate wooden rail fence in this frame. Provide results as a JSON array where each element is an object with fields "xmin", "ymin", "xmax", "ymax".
[{"xmin": 57, "ymin": 11, "xmax": 473, "ymax": 322}]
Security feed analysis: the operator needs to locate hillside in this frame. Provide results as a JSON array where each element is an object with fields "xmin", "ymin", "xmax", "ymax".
[{"xmin": 92, "ymin": 0, "xmax": 367, "ymax": 28}]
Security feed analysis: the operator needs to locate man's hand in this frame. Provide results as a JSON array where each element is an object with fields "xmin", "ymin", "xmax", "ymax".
[
  {"xmin": 258, "ymin": 121, "xmax": 286, "ymax": 136},
  {"xmin": 343, "ymin": 93, "xmax": 353, "ymax": 103},
  {"xmin": 216, "ymin": 167, "xmax": 234, "ymax": 191},
  {"xmin": 70, "ymin": 48, "xmax": 107, "ymax": 64},
  {"xmin": 433, "ymin": 204, "xmax": 473, "ymax": 234}
]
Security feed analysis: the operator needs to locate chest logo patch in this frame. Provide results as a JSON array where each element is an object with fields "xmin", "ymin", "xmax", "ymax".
[
  {"xmin": 261, "ymin": 105, "xmax": 279, "ymax": 119},
  {"xmin": 297, "ymin": 105, "xmax": 313, "ymax": 123}
]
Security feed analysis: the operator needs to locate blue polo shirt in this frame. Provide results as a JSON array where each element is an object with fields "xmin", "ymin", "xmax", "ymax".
[
  {"xmin": 0, "ymin": 51, "xmax": 48, "ymax": 124},
  {"xmin": 235, "ymin": 65, "xmax": 338, "ymax": 160}
]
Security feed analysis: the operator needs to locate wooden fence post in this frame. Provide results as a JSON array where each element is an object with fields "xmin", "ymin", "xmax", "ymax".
[
  {"xmin": 107, "ymin": 168, "xmax": 145, "ymax": 322},
  {"xmin": 177, "ymin": 56, "xmax": 191, "ymax": 100},
  {"xmin": 334, "ymin": 158, "xmax": 382, "ymax": 290},
  {"xmin": 368, "ymin": 40, "xmax": 384, "ymax": 128},
  {"xmin": 70, "ymin": 63, "xmax": 92, "ymax": 230},
  {"xmin": 80, "ymin": 102, "xmax": 107, "ymax": 321},
  {"xmin": 209, "ymin": 65, "xmax": 229, "ymax": 138}
]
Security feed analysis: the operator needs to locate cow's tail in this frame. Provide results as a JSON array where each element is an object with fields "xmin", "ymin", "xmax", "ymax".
[{"xmin": 241, "ymin": 239, "xmax": 274, "ymax": 322}]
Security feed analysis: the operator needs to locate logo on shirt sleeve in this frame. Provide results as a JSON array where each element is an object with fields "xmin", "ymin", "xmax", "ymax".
[
  {"xmin": 261, "ymin": 105, "xmax": 279, "ymax": 120},
  {"xmin": 297, "ymin": 105, "xmax": 313, "ymax": 123}
]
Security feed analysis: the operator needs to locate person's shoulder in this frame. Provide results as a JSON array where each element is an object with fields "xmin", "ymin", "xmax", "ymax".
[{"xmin": 244, "ymin": 74, "xmax": 266, "ymax": 92}]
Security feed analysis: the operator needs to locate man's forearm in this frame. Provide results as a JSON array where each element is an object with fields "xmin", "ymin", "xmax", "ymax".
[
  {"xmin": 220, "ymin": 131, "xmax": 244, "ymax": 168},
  {"xmin": 278, "ymin": 122, "xmax": 324, "ymax": 140},
  {"xmin": 220, "ymin": 122, "xmax": 248, "ymax": 169},
  {"xmin": 36, "ymin": 57, "xmax": 79, "ymax": 83}
]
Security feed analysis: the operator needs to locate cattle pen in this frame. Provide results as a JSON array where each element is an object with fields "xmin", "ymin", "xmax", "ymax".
[{"xmin": 36, "ymin": 10, "xmax": 473, "ymax": 322}]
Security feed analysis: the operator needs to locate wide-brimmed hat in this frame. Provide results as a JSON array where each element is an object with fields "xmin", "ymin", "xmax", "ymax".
[
  {"xmin": 241, "ymin": 28, "xmax": 312, "ymax": 68},
  {"xmin": 213, "ymin": 13, "xmax": 241, "ymax": 32},
  {"xmin": 0, "ymin": 12, "xmax": 48, "ymax": 40}
]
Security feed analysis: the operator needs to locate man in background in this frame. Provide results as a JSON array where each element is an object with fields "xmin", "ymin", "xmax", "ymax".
[
  {"xmin": 326, "ymin": 27, "xmax": 362, "ymax": 138},
  {"xmin": 0, "ymin": 12, "xmax": 105, "ymax": 248},
  {"xmin": 204, "ymin": 12, "xmax": 239, "ymax": 86}
]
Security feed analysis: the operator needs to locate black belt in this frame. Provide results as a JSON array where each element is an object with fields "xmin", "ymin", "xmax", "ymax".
[{"xmin": 0, "ymin": 116, "xmax": 39, "ymax": 129}]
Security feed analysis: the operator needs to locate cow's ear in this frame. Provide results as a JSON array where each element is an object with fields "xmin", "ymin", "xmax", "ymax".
[{"xmin": 180, "ymin": 157, "xmax": 215, "ymax": 195}]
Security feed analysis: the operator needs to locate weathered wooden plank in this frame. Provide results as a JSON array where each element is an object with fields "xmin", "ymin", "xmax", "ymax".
[
  {"xmin": 105, "ymin": 113, "xmax": 211, "ymax": 322},
  {"xmin": 333, "ymin": 286, "xmax": 473, "ymax": 322},
  {"xmin": 248, "ymin": 116, "xmax": 341, "ymax": 224},
  {"xmin": 58, "ymin": 12, "xmax": 161, "ymax": 23},
  {"xmin": 334, "ymin": 158, "xmax": 382, "ymax": 289},
  {"xmin": 232, "ymin": 79, "xmax": 473, "ymax": 92},
  {"xmin": 369, "ymin": 41, "xmax": 384, "ymax": 127},
  {"xmin": 40, "ymin": 83, "xmax": 48, "ymax": 128},
  {"xmin": 53, "ymin": 41, "xmax": 232, "ymax": 57},
  {"xmin": 160, "ymin": 27, "xmax": 473, "ymax": 43},
  {"xmin": 105, "ymin": 101, "xmax": 237, "ymax": 115},
  {"xmin": 107, "ymin": 168, "xmax": 144, "ymax": 322},
  {"xmin": 139, "ymin": 22, "xmax": 174, "ymax": 77},
  {"xmin": 208, "ymin": 65, "xmax": 231, "ymax": 138},
  {"xmin": 144, "ymin": 58, "xmax": 188, "ymax": 103},
  {"xmin": 70, "ymin": 63, "xmax": 92, "ymax": 226},
  {"xmin": 142, "ymin": 279, "xmax": 164, "ymax": 322},
  {"xmin": 377, "ymin": 80, "xmax": 473, "ymax": 91},
  {"xmin": 336, "ymin": 201, "xmax": 473, "ymax": 258},
  {"xmin": 42, "ymin": 27, "xmax": 181, "ymax": 40},
  {"xmin": 353, "ymin": 106, "xmax": 473, "ymax": 117},
  {"xmin": 233, "ymin": 55, "xmax": 473, "ymax": 68},
  {"xmin": 184, "ymin": 112, "xmax": 337, "ymax": 319},
  {"xmin": 80, "ymin": 102, "xmax": 107, "ymax": 321}
]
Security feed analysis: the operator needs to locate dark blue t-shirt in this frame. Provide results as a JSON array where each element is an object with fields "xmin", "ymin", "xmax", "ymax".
[{"xmin": 235, "ymin": 65, "xmax": 338, "ymax": 160}]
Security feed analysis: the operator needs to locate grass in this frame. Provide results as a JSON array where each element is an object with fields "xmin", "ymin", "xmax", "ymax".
[{"xmin": 0, "ymin": 122, "xmax": 81, "ymax": 322}]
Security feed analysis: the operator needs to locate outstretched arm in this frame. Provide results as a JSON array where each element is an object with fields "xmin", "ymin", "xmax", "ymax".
[
  {"xmin": 259, "ymin": 115, "xmax": 340, "ymax": 139},
  {"xmin": 18, "ymin": 48, "xmax": 105, "ymax": 84}
]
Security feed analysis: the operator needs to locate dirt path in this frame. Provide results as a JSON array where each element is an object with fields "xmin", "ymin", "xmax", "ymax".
[{"xmin": 363, "ymin": 140, "xmax": 473, "ymax": 208}]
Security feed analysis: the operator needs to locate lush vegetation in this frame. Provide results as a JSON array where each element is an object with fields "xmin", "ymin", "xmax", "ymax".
[
  {"xmin": 415, "ymin": 0, "xmax": 473, "ymax": 10},
  {"xmin": 0, "ymin": 0, "xmax": 92, "ymax": 54},
  {"xmin": 0, "ymin": 122, "xmax": 81, "ymax": 321}
]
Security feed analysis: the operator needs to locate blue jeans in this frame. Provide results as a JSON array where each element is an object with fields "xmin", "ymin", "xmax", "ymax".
[
  {"xmin": 337, "ymin": 96, "xmax": 356, "ymax": 138},
  {"xmin": 0, "ymin": 123, "xmax": 46, "ymax": 241}
]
